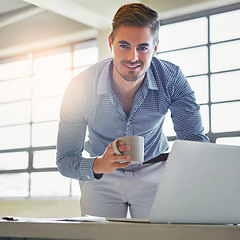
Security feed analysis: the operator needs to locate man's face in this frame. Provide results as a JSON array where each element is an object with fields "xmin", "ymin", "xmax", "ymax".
[{"xmin": 108, "ymin": 26, "xmax": 159, "ymax": 82}]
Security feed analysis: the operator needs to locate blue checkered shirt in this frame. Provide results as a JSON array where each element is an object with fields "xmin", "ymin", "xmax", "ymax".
[{"xmin": 57, "ymin": 57, "xmax": 209, "ymax": 181}]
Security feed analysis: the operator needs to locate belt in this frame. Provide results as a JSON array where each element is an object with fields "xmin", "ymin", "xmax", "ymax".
[{"xmin": 143, "ymin": 153, "xmax": 169, "ymax": 164}]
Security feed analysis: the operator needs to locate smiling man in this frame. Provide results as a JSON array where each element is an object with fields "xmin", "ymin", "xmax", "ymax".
[
  {"xmin": 57, "ymin": 3, "xmax": 209, "ymax": 218},
  {"xmin": 110, "ymin": 26, "xmax": 157, "ymax": 82},
  {"xmin": 108, "ymin": 25, "xmax": 158, "ymax": 118}
]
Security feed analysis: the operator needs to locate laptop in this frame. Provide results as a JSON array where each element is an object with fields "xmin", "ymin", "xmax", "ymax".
[{"xmin": 107, "ymin": 140, "xmax": 240, "ymax": 224}]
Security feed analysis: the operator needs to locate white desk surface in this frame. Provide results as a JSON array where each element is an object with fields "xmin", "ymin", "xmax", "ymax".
[{"xmin": 0, "ymin": 220, "xmax": 240, "ymax": 240}]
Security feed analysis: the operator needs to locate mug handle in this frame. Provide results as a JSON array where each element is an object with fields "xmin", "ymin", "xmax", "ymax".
[{"xmin": 112, "ymin": 139, "xmax": 123, "ymax": 155}]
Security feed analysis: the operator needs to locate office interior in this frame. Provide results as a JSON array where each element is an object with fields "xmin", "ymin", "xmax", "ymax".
[{"xmin": 0, "ymin": 0, "xmax": 239, "ymax": 219}]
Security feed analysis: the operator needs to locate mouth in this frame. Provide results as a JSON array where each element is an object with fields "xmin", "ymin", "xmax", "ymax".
[{"xmin": 123, "ymin": 62, "xmax": 141, "ymax": 70}]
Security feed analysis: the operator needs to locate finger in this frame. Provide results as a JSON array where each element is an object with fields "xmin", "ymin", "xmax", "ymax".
[
  {"xmin": 116, "ymin": 140, "xmax": 125, "ymax": 146},
  {"xmin": 114, "ymin": 141, "xmax": 130, "ymax": 152},
  {"xmin": 106, "ymin": 142, "xmax": 117, "ymax": 155},
  {"xmin": 114, "ymin": 162, "xmax": 131, "ymax": 169},
  {"xmin": 112, "ymin": 154, "xmax": 131, "ymax": 162},
  {"xmin": 107, "ymin": 142, "xmax": 114, "ymax": 149},
  {"xmin": 108, "ymin": 141, "xmax": 129, "ymax": 155},
  {"xmin": 117, "ymin": 144, "xmax": 130, "ymax": 153}
]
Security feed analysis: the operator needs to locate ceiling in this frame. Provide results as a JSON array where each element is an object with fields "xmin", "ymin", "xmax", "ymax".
[
  {"xmin": 0, "ymin": 0, "xmax": 133, "ymax": 30},
  {"xmin": 0, "ymin": 0, "xmax": 31, "ymax": 14},
  {"xmin": 1, "ymin": 0, "xmax": 239, "ymax": 30},
  {"xmin": 0, "ymin": 0, "xmax": 239, "ymax": 58}
]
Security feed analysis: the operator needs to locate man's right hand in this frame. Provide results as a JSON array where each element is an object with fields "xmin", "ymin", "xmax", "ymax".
[{"xmin": 93, "ymin": 141, "xmax": 131, "ymax": 174}]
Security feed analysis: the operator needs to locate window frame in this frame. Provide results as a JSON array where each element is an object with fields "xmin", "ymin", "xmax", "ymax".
[
  {"xmin": 158, "ymin": 2, "xmax": 240, "ymax": 143},
  {"xmin": 0, "ymin": 39, "xmax": 97, "ymax": 198}
]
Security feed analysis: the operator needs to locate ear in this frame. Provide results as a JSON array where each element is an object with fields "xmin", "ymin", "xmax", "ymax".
[
  {"xmin": 108, "ymin": 34, "xmax": 113, "ymax": 52},
  {"xmin": 153, "ymin": 40, "xmax": 159, "ymax": 55}
]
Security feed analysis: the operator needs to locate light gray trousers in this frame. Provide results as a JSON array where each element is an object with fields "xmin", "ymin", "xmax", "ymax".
[{"xmin": 79, "ymin": 161, "xmax": 166, "ymax": 218}]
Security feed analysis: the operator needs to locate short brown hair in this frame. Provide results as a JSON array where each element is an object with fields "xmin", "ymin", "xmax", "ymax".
[{"xmin": 110, "ymin": 3, "xmax": 159, "ymax": 44}]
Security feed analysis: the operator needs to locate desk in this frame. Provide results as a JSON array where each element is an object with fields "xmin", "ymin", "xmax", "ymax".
[{"xmin": 0, "ymin": 220, "xmax": 240, "ymax": 240}]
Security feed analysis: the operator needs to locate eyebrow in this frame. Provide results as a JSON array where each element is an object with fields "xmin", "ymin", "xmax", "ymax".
[
  {"xmin": 118, "ymin": 41, "xmax": 150, "ymax": 47},
  {"xmin": 138, "ymin": 43, "xmax": 150, "ymax": 47},
  {"xmin": 118, "ymin": 40, "xmax": 130, "ymax": 45}
]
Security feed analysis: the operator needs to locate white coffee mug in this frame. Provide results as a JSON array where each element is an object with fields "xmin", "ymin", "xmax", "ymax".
[{"xmin": 112, "ymin": 136, "xmax": 144, "ymax": 164}]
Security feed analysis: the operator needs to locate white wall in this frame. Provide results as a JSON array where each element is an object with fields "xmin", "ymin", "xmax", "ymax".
[{"xmin": 97, "ymin": 29, "xmax": 112, "ymax": 60}]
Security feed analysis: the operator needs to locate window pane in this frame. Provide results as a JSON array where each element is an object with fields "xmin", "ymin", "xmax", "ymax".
[
  {"xmin": 187, "ymin": 75, "xmax": 209, "ymax": 104},
  {"xmin": 33, "ymin": 52, "xmax": 71, "ymax": 74},
  {"xmin": 163, "ymin": 105, "xmax": 209, "ymax": 136},
  {"xmin": 71, "ymin": 179, "xmax": 81, "ymax": 197},
  {"xmin": 0, "ymin": 173, "xmax": 29, "ymax": 197},
  {"xmin": 0, "ymin": 125, "xmax": 30, "ymax": 150},
  {"xmin": 212, "ymin": 102, "xmax": 240, "ymax": 133},
  {"xmin": 200, "ymin": 105, "xmax": 209, "ymax": 133},
  {"xmin": 33, "ymin": 149, "xmax": 57, "ymax": 168},
  {"xmin": 0, "ymin": 78, "xmax": 31, "ymax": 103},
  {"xmin": 210, "ymin": 9, "xmax": 240, "ymax": 43},
  {"xmin": 210, "ymin": 40, "xmax": 240, "ymax": 72},
  {"xmin": 32, "ymin": 97, "xmax": 62, "ymax": 122},
  {"xmin": 32, "ymin": 70, "xmax": 71, "ymax": 98},
  {"xmin": 216, "ymin": 137, "xmax": 240, "ymax": 146},
  {"xmin": 30, "ymin": 172, "xmax": 70, "ymax": 197},
  {"xmin": 32, "ymin": 121, "xmax": 58, "ymax": 147},
  {"xmin": 0, "ymin": 101, "xmax": 31, "ymax": 126},
  {"xmin": 166, "ymin": 141, "xmax": 174, "ymax": 152},
  {"xmin": 163, "ymin": 110, "xmax": 175, "ymax": 137},
  {"xmin": 159, "ymin": 17, "xmax": 208, "ymax": 51},
  {"xmin": 0, "ymin": 59, "xmax": 30, "ymax": 81},
  {"xmin": 211, "ymin": 71, "xmax": 240, "ymax": 102},
  {"xmin": 73, "ymin": 47, "xmax": 98, "ymax": 67},
  {"xmin": 0, "ymin": 152, "xmax": 28, "ymax": 170},
  {"xmin": 158, "ymin": 46, "xmax": 208, "ymax": 76}
]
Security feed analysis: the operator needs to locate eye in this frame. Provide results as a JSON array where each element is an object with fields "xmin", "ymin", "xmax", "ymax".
[
  {"xmin": 137, "ymin": 46, "xmax": 148, "ymax": 52},
  {"xmin": 120, "ymin": 44, "xmax": 130, "ymax": 49}
]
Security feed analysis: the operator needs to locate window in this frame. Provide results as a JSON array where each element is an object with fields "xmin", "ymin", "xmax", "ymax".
[
  {"xmin": 158, "ymin": 3, "xmax": 240, "ymax": 146},
  {"xmin": 1, "ymin": 3, "xmax": 240, "ymax": 199},
  {"xmin": 0, "ymin": 40, "xmax": 98, "ymax": 198}
]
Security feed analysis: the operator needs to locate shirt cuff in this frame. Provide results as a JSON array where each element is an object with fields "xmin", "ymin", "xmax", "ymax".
[{"xmin": 79, "ymin": 157, "xmax": 103, "ymax": 181}]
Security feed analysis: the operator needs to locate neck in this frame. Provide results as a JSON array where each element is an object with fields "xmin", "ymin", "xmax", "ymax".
[
  {"xmin": 111, "ymin": 67, "xmax": 145, "ymax": 117},
  {"xmin": 111, "ymin": 66, "xmax": 145, "ymax": 96}
]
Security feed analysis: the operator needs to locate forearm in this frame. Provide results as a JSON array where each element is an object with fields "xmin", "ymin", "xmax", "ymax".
[{"xmin": 171, "ymin": 97, "xmax": 209, "ymax": 142}]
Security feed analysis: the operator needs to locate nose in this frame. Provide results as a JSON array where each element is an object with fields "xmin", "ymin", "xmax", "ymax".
[{"xmin": 128, "ymin": 48, "xmax": 138, "ymax": 63}]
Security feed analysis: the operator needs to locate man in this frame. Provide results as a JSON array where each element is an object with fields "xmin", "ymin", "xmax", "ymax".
[{"xmin": 57, "ymin": 3, "xmax": 209, "ymax": 218}]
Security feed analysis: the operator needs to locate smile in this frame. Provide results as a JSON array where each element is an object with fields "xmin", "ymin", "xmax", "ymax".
[{"xmin": 124, "ymin": 63, "xmax": 141, "ymax": 69}]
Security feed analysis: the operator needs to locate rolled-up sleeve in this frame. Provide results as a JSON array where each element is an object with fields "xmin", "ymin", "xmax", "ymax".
[
  {"xmin": 56, "ymin": 80, "xmax": 97, "ymax": 181},
  {"xmin": 168, "ymin": 67, "xmax": 209, "ymax": 142}
]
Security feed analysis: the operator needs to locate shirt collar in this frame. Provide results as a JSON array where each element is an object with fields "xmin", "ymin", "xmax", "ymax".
[
  {"xmin": 97, "ymin": 58, "xmax": 159, "ymax": 95},
  {"xmin": 145, "ymin": 67, "xmax": 159, "ymax": 91},
  {"xmin": 97, "ymin": 59, "xmax": 113, "ymax": 95}
]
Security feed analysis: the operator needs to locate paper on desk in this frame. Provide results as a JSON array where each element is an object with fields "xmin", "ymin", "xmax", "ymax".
[
  {"xmin": 2, "ymin": 215, "xmax": 108, "ymax": 223},
  {"xmin": 61, "ymin": 215, "xmax": 108, "ymax": 223}
]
